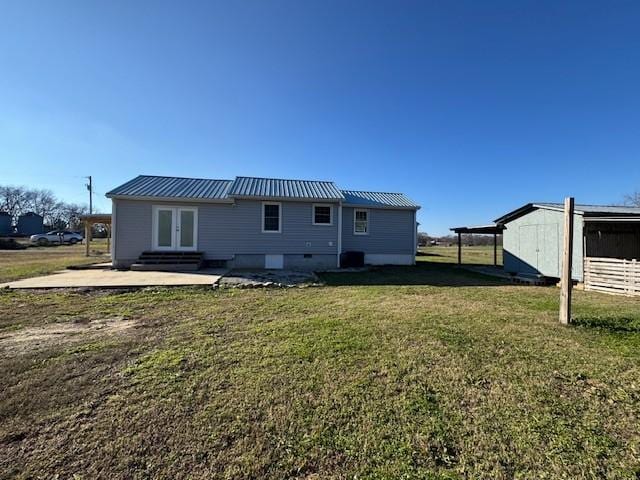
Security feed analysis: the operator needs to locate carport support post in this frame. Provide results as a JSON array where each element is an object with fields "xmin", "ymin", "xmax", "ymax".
[
  {"xmin": 85, "ymin": 221, "xmax": 90, "ymax": 257},
  {"xmin": 457, "ymin": 232, "xmax": 462, "ymax": 265},
  {"xmin": 559, "ymin": 197, "xmax": 575, "ymax": 325},
  {"xmin": 493, "ymin": 233, "xmax": 497, "ymax": 266}
]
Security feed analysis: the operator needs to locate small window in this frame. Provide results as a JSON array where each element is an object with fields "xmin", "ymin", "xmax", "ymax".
[
  {"xmin": 262, "ymin": 203, "xmax": 281, "ymax": 233},
  {"xmin": 313, "ymin": 205, "xmax": 332, "ymax": 225},
  {"xmin": 354, "ymin": 209, "xmax": 368, "ymax": 235}
]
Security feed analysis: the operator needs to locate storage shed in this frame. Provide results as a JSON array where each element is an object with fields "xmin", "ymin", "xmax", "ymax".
[
  {"xmin": 16, "ymin": 212, "xmax": 44, "ymax": 236},
  {"xmin": 495, "ymin": 203, "xmax": 640, "ymax": 287},
  {"xmin": 0, "ymin": 212, "xmax": 11, "ymax": 235}
]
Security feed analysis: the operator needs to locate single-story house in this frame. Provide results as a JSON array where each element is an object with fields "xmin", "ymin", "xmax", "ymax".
[
  {"xmin": 106, "ymin": 175, "xmax": 420, "ymax": 270},
  {"xmin": 16, "ymin": 212, "xmax": 44, "ymax": 236},
  {"xmin": 495, "ymin": 202, "xmax": 640, "ymax": 282}
]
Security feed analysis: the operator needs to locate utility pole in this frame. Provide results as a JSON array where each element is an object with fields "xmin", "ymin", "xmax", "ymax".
[
  {"xmin": 559, "ymin": 197, "xmax": 574, "ymax": 325},
  {"xmin": 86, "ymin": 176, "xmax": 93, "ymax": 214}
]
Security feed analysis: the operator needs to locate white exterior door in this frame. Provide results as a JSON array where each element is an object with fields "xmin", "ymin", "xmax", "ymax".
[{"xmin": 153, "ymin": 206, "xmax": 198, "ymax": 251}]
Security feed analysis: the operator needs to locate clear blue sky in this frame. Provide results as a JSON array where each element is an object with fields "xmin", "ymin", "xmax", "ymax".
[{"xmin": 1, "ymin": 1, "xmax": 639, "ymax": 235}]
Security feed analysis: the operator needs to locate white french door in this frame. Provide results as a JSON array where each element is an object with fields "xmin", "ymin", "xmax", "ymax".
[{"xmin": 152, "ymin": 206, "xmax": 198, "ymax": 251}]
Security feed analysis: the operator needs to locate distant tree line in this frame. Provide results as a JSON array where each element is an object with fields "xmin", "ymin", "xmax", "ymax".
[{"xmin": 0, "ymin": 185, "xmax": 89, "ymax": 231}]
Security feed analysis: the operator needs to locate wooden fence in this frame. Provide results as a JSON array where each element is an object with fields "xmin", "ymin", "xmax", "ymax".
[{"xmin": 584, "ymin": 257, "xmax": 640, "ymax": 296}]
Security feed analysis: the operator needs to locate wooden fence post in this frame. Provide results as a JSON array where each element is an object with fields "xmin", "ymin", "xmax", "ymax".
[{"xmin": 559, "ymin": 197, "xmax": 574, "ymax": 325}]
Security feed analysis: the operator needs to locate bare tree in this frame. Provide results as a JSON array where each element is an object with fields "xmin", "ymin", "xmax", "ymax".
[
  {"xmin": 24, "ymin": 189, "xmax": 57, "ymax": 223},
  {"xmin": 417, "ymin": 231, "xmax": 430, "ymax": 246},
  {"xmin": 623, "ymin": 191, "xmax": 640, "ymax": 207},
  {"xmin": 0, "ymin": 185, "xmax": 28, "ymax": 223}
]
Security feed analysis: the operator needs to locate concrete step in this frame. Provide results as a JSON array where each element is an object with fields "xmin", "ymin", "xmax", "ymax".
[
  {"xmin": 140, "ymin": 250, "xmax": 204, "ymax": 257},
  {"xmin": 136, "ymin": 251, "xmax": 204, "ymax": 270},
  {"xmin": 136, "ymin": 259, "xmax": 202, "ymax": 264}
]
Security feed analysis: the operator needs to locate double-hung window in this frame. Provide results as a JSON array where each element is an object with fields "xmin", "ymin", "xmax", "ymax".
[
  {"xmin": 354, "ymin": 209, "xmax": 368, "ymax": 234},
  {"xmin": 313, "ymin": 204, "xmax": 332, "ymax": 225},
  {"xmin": 262, "ymin": 202, "xmax": 281, "ymax": 233}
]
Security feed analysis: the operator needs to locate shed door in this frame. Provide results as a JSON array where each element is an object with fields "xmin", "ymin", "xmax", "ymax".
[
  {"xmin": 518, "ymin": 225, "xmax": 539, "ymax": 274},
  {"xmin": 538, "ymin": 224, "xmax": 560, "ymax": 277}
]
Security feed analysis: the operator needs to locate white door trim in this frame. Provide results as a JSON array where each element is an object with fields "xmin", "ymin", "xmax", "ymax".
[
  {"xmin": 177, "ymin": 207, "xmax": 198, "ymax": 251},
  {"xmin": 152, "ymin": 206, "xmax": 176, "ymax": 251},
  {"xmin": 152, "ymin": 205, "xmax": 198, "ymax": 251}
]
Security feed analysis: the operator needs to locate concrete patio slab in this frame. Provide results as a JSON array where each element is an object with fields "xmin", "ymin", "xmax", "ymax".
[{"xmin": 1, "ymin": 268, "xmax": 228, "ymax": 289}]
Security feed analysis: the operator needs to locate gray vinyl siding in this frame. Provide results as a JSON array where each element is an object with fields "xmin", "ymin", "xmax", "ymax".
[
  {"xmin": 502, "ymin": 208, "xmax": 584, "ymax": 281},
  {"xmin": 113, "ymin": 199, "xmax": 339, "ymax": 264},
  {"xmin": 113, "ymin": 199, "xmax": 153, "ymax": 262},
  {"xmin": 341, "ymin": 207, "xmax": 415, "ymax": 255}
]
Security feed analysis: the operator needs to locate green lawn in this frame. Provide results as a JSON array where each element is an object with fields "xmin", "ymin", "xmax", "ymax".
[
  {"xmin": 1, "ymin": 260, "xmax": 640, "ymax": 478},
  {"xmin": 418, "ymin": 245, "xmax": 503, "ymax": 266},
  {"xmin": 0, "ymin": 239, "xmax": 110, "ymax": 284}
]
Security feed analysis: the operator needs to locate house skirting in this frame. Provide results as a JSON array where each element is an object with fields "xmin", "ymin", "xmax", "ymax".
[
  {"xmin": 231, "ymin": 254, "xmax": 338, "ymax": 270},
  {"xmin": 364, "ymin": 254, "xmax": 415, "ymax": 265}
]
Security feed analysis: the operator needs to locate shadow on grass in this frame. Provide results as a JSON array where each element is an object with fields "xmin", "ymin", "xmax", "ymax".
[
  {"xmin": 318, "ymin": 262, "xmax": 509, "ymax": 287},
  {"xmin": 415, "ymin": 251, "xmax": 442, "ymax": 257},
  {"xmin": 572, "ymin": 316, "xmax": 640, "ymax": 333}
]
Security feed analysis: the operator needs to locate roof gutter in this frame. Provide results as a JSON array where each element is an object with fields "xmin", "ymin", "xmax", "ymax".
[
  {"xmin": 583, "ymin": 216, "xmax": 640, "ymax": 222},
  {"xmin": 342, "ymin": 203, "xmax": 420, "ymax": 210},
  {"xmin": 228, "ymin": 195, "xmax": 345, "ymax": 202},
  {"xmin": 105, "ymin": 194, "xmax": 234, "ymax": 204}
]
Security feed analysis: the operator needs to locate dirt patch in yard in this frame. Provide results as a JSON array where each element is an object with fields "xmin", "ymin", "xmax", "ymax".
[{"xmin": 0, "ymin": 316, "xmax": 138, "ymax": 356}]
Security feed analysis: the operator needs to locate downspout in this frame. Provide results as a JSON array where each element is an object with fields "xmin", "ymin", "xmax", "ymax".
[
  {"xmin": 413, "ymin": 209, "xmax": 417, "ymax": 265},
  {"xmin": 337, "ymin": 201, "xmax": 342, "ymax": 268},
  {"xmin": 111, "ymin": 199, "xmax": 117, "ymax": 266}
]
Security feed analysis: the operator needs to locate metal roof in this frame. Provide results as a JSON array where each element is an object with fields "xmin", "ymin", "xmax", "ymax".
[
  {"xmin": 450, "ymin": 224, "xmax": 505, "ymax": 234},
  {"xmin": 341, "ymin": 190, "xmax": 420, "ymax": 209},
  {"xmin": 228, "ymin": 176, "xmax": 344, "ymax": 200},
  {"xmin": 106, "ymin": 175, "xmax": 420, "ymax": 208},
  {"xmin": 534, "ymin": 203, "xmax": 640, "ymax": 215},
  {"xmin": 495, "ymin": 202, "xmax": 640, "ymax": 224},
  {"xmin": 106, "ymin": 175, "xmax": 233, "ymax": 200}
]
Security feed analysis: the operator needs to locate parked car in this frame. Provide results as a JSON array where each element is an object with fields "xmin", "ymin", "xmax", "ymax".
[{"xmin": 30, "ymin": 230, "xmax": 83, "ymax": 246}]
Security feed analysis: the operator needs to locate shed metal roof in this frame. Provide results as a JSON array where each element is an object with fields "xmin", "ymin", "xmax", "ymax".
[
  {"xmin": 450, "ymin": 224, "xmax": 505, "ymax": 234},
  {"xmin": 535, "ymin": 203, "xmax": 640, "ymax": 215},
  {"xmin": 228, "ymin": 176, "xmax": 344, "ymax": 200},
  {"xmin": 341, "ymin": 190, "xmax": 419, "ymax": 209},
  {"xmin": 106, "ymin": 175, "xmax": 233, "ymax": 200},
  {"xmin": 495, "ymin": 202, "xmax": 640, "ymax": 224}
]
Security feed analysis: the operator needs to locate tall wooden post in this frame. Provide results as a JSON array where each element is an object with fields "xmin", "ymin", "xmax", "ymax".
[
  {"xmin": 85, "ymin": 222, "xmax": 90, "ymax": 257},
  {"xmin": 457, "ymin": 232, "xmax": 462, "ymax": 265},
  {"xmin": 493, "ymin": 233, "xmax": 497, "ymax": 266},
  {"xmin": 559, "ymin": 197, "xmax": 574, "ymax": 325}
]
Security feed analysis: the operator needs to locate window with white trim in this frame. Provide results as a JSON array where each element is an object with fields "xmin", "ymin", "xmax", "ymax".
[
  {"xmin": 313, "ymin": 204, "xmax": 332, "ymax": 225},
  {"xmin": 354, "ymin": 209, "xmax": 368, "ymax": 234},
  {"xmin": 262, "ymin": 202, "xmax": 281, "ymax": 232}
]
